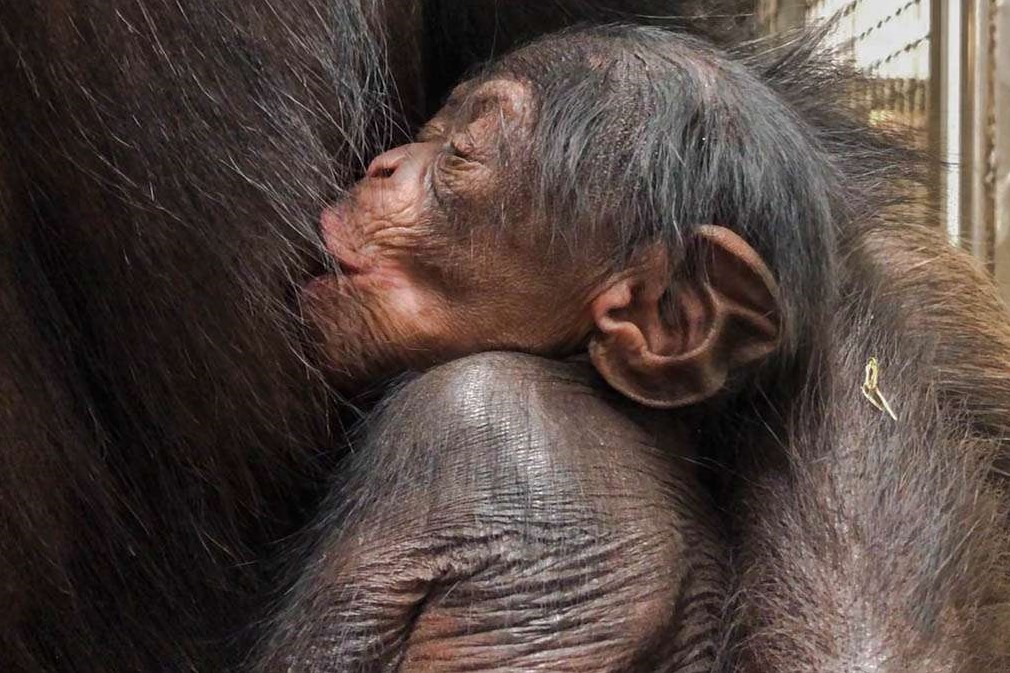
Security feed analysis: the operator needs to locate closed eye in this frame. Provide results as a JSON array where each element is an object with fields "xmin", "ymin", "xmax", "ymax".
[{"xmin": 446, "ymin": 140, "xmax": 474, "ymax": 162}]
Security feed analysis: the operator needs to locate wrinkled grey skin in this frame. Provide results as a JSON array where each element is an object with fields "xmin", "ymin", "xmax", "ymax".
[{"xmin": 259, "ymin": 353, "xmax": 725, "ymax": 672}]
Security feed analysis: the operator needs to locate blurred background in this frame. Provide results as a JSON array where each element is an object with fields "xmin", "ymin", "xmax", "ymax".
[{"xmin": 754, "ymin": 0, "xmax": 1010, "ymax": 301}]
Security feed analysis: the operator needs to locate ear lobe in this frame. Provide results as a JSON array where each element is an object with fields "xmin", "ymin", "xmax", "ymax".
[{"xmin": 588, "ymin": 226, "xmax": 781, "ymax": 408}]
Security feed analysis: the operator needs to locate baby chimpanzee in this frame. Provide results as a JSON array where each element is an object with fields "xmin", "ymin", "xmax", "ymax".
[
  {"xmin": 272, "ymin": 25, "xmax": 998, "ymax": 673},
  {"xmin": 300, "ymin": 25, "xmax": 826, "ymax": 409}
]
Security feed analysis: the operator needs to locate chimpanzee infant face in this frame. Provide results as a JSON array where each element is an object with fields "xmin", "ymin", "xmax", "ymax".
[
  {"xmin": 304, "ymin": 74, "xmax": 781, "ymax": 407},
  {"xmin": 303, "ymin": 80, "xmax": 611, "ymax": 392}
]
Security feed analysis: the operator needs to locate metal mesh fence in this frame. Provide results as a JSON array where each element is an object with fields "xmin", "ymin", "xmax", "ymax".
[{"xmin": 806, "ymin": 0, "xmax": 932, "ymax": 134}]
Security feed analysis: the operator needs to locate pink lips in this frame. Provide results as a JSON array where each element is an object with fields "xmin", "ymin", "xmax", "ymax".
[{"xmin": 320, "ymin": 205, "xmax": 370, "ymax": 276}]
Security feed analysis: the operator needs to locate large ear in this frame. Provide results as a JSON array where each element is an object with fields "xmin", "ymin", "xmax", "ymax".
[{"xmin": 588, "ymin": 225, "xmax": 780, "ymax": 408}]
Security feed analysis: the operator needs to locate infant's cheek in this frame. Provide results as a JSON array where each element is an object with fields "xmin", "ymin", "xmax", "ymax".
[
  {"xmin": 379, "ymin": 282, "xmax": 451, "ymax": 349},
  {"xmin": 344, "ymin": 255, "xmax": 440, "ymax": 318},
  {"xmin": 383, "ymin": 285, "xmax": 429, "ymax": 323}
]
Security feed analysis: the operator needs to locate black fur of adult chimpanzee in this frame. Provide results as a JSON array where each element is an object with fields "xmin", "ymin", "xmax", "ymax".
[{"xmin": 0, "ymin": 2, "xmax": 753, "ymax": 672}]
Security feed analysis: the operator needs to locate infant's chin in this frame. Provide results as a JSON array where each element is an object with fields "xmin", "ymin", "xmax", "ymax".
[
  {"xmin": 299, "ymin": 280, "xmax": 364, "ymax": 377},
  {"xmin": 299, "ymin": 277, "xmax": 441, "ymax": 394},
  {"xmin": 300, "ymin": 277, "xmax": 340, "ymax": 336},
  {"xmin": 300, "ymin": 272, "xmax": 365, "ymax": 333}
]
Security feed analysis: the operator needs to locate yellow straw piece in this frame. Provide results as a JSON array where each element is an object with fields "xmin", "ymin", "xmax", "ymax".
[{"xmin": 861, "ymin": 357, "xmax": 897, "ymax": 421}]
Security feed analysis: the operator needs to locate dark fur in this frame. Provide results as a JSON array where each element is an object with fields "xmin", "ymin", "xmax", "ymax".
[
  {"xmin": 722, "ymin": 29, "xmax": 1010, "ymax": 671},
  {"xmin": 725, "ymin": 221, "xmax": 1010, "ymax": 672},
  {"xmin": 0, "ymin": 2, "xmax": 753, "ymax": 671}
]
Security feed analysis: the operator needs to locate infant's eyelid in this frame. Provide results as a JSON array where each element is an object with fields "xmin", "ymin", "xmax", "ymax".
[{"xmin": 442, "ymin": 136, "xmax": 473, "ymax": 162}]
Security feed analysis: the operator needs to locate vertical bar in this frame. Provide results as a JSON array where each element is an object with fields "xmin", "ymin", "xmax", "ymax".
[
  {"xmin": 945, "ymin": 0, "xmax": 964, "ymax": 245},
  {"xmin": 962, "ymin": 0, "xmax": 996, "ymax": 269},
  {"xmin": 930, "ymin": 0, "xmax": 964, "ymax": 246}
]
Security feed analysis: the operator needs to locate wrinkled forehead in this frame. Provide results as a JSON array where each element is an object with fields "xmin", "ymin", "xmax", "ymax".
[{"xmin": 420, "ymin": 78, "xmax": 533, "ymax": 140}]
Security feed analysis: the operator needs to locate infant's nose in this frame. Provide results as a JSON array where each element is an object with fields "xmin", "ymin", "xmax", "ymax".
[
  {"xmin": 365, "ymin": 147, "xmax": 405, "ymax": 179},
  {"xmin": 364, "ymin": 143, "xmax": 438, "ymax": 181}
]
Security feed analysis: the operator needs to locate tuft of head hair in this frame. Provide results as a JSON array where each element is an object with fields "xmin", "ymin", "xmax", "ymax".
[{"xmin": 472, "ymin": 23, "xmax": 930, "ymax": 379}]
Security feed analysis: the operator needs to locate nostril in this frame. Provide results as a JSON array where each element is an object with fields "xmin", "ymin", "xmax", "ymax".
[
  {"xmin": 366, "ymin": 155, "xmax": 399, "ymax": 180},
  {"xmin": 364, "ymin": 145, "xmax": 417, "ymax": 180}
]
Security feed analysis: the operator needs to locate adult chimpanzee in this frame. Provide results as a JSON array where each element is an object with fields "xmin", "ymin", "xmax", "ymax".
[
  {"xmin": 0, "ymin": 2, "xmax": 752, "ymax": 672},
  {"xmin": 259, "ymin": 26, "xmax": 1010, "ymax": 673}
]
